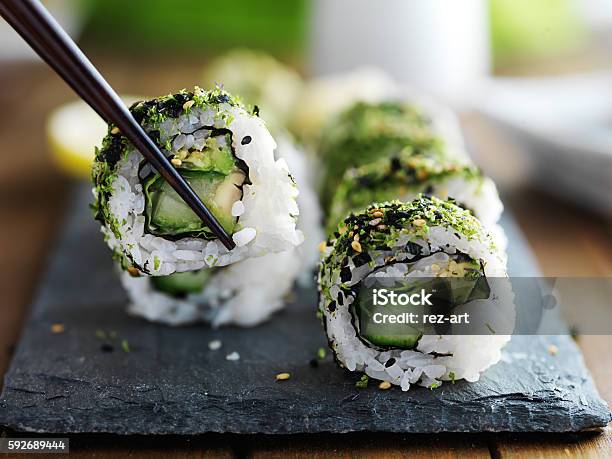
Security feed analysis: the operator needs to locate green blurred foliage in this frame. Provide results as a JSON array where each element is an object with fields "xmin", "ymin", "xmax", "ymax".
[
  {"xmin": 79, "ymin": 0, "xmax": 307, "ymax": 56},
  {"xmin": 490, "ymin": 0, "xmax": 587, "ymax": 66}
]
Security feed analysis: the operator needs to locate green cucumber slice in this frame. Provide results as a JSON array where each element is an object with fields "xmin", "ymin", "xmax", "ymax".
[
  {"xmin": 152, "ymin": 269, "xmax": 214, "ymax": 296},
  {"xmin": 145, "ymin": 169, "xmax": 245, "ymax": 238}
]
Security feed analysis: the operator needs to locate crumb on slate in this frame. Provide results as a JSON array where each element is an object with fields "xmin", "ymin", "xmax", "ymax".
[
  {"xmin": 548, "ymin": 344, "xmax": 558, "ymax": 356},
  {"xmin": 379, "ymin": 381, "xmax": 391, "ymax": 390}
]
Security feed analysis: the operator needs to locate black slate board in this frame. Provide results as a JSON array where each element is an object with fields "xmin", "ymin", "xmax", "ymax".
[{"xmin": 0, "ymin": 184, "xmax": 609, "ymax": 434}]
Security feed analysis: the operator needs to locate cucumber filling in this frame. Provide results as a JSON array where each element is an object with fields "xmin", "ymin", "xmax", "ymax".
[
  {"xmin": 152, "ymin": 269, "xmax": 215, "ymax": 297},
  {"xmin": 143, "ymin": 134, "xmax": 246, "ymax": 238},
  {"xmin": 354, "ymin": 252, "xmax": 489, "ymax": 349}
]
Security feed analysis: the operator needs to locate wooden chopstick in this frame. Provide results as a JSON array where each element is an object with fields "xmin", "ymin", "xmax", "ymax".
[{"xmin": 0, "ymin": 0, "xmax": 236, "ymax": 250}]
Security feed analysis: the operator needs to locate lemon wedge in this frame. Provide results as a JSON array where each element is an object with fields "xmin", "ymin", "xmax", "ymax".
[{"xmin": 47, "ymin": 97, "xmax": 142, "ymax": 178}]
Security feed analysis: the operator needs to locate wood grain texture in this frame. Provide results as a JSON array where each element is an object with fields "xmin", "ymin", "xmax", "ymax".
[
  {"xmin": 67, "ymin": 436, "xmax": 237, "ymax": 459},
  {"xmin": 247, "ymin": 434, "xmax": 490, "ymax": 459},
  {"xmin": 491, "ymin": 432, "xmax": 611, "ymax": 459}
]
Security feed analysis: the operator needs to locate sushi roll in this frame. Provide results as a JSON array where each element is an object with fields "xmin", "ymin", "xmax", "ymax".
[
  {"xmin": 318, "ymin": 100, "xmax": 467, "ymax": 206},
  {"xmin": 92, "ymin": 87, "xmax": 303, "ymax": 276},
  {"xmin": 318, "ymin": 196, "xmax": 514, "ymax": 390},
  {"xmin": 202, "ymin": 49, "xmax": 304, "ymax": 132},
  {"xmin": 120, "ymin": 137, "xmax": 324, "ymax": 327},
  {"xmin": 328, "ymin": 147, "xmax": 503, "ymax": 230}
]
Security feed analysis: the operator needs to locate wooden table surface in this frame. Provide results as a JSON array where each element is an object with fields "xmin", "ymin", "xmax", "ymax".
[{"xmin": 0, "ymin": 59, "xmax": 610, "ymax": 458}]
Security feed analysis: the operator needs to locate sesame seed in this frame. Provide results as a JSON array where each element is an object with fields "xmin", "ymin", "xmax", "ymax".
[
  {"xmin": 372, "ymin": 211, "xmax": 383, "ymax": 218},
  {"xmin": 171, "ymin": 158, "xmax": 182, "ymax": 167},
  {"xmin": 369, "ymin": 218, "xmax": 382, "ymax": 226},
  {"xmin": 183, "ymin": 100, "xmax": 195, "ymax": 110},
  {"xmin": 379, "ymin": 381, "xmax": 392, "ymax": 390},
  {"xmin": 226, "ymin": 351, "xmax": 240, "ymax": 361},
  {"xmin": 110, "ymin": 126, "xmax": 120, "ymax": 135},
  {"xmin": 51, "ymin": 323, "xmax": 65, "ymax": 334},
  {"xmin": 127, "ymin": 266, "xmax": 139, "ymax": 277},
  {"xmin": 318, "ymin": 241, "xmax": 327, "ymax": 253},
  {"xmin": 208, "ymin": 340, "xmax": 222, "ymax": 351},
  {"xmin": 377, "ymin": 224, "xmax": 387, "ymax": 230},
  {"xmin": 353, "ymin": 233, "xmax": 360, "ymax": 242},
  {"xmin": 547, "ymin": 344, "xmax": 558, "ymax": 356},
  {"xmin": 412, "ymin": 218, "xmax": 426, "ymax": 227},
  {"xmin": 351, "ymin": 241, "xmax": 362, "ymax": 253},
  {"xmin": 276, "ymin": 372, "xmax": 291, "ymax": 381}
]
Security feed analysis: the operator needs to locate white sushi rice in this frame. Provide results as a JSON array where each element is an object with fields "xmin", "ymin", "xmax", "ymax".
[
  {"xmin": 97, "ymin": 96, "xmax": 303, "ymax": 276},
  {"xmin": 122, "ymin": 137, "xmax": 324, "ymax": 327},
  {"xmin": 319, "ymin": 220, "xmax": 514, "ymax": 391}
]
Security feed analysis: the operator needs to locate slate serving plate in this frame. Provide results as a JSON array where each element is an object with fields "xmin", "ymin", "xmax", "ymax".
[{"xmin": 0, "ymin": 184, "xmax": 610, "ymax": 434}]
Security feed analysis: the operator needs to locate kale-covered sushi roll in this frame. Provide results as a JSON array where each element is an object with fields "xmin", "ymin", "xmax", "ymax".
[
  {"xmin": 119, "ymin": 136, "xmax": 324, "ymax": 327},
  {"xmin": 328, "ymin": 147, "xmax": 503, "ymax": 230},
  {"xmin": 318, "ymin": 100, "xmax": 467, "ymax": 206},
  {"xmin": 92, "ymin": 87, "xmax": 303, "ymax": 277},
  {"xmin": 318, "ymin": 196, "xmax": 514, "ymax": 390}
]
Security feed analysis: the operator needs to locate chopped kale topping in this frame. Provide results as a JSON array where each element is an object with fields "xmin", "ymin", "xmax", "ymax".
[{"xmin": 355, "ymin": 374, "xmax": 369, "ymax": 389}]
